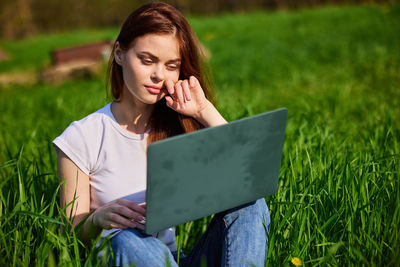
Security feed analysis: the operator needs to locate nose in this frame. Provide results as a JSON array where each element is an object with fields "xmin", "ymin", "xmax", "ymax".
[{"xmin": 151, "ymin": 64, "xmax": 165, "ymax": 83}]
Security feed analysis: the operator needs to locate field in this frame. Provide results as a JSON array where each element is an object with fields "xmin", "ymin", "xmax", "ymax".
[{"xmin": 1, "ymin": 4, "xmax": 399, "ymax": 266}]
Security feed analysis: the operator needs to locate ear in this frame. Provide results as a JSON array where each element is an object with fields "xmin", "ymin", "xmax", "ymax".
[{"xmin": 114, "ymin": 42, "xmax": 124, "ymax": 65}]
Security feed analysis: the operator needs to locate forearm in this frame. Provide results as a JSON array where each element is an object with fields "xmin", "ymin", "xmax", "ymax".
[
  {"xmin": 195, "ymin": 100, "xmax": 227, "ymax": 128},
  {"xmin": 73, "ymin": 212, "xmax": 102, "ymax": 246}
]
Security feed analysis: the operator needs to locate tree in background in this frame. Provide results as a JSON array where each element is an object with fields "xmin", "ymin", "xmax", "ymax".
[
  {"xmin": 0, "ymin": 0, "xmax": 147, "ymax": 39},
  {"xmin": 0, "ymin": 0, "xmax": 395, "ymax": 39},
  {"xmin": 1, "ymin": 0, "xmax": 37, "ymax": 39}
]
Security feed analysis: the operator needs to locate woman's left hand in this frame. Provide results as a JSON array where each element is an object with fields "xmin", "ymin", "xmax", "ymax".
[
  {"xmin": 164, "ymin": 76, "xmax": 209, "ymax": 120},
  {"xmin": 164, "ymin": 76, "xmax": 227, "ymax": 127}
]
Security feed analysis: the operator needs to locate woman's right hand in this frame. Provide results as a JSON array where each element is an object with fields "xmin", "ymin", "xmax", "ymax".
[{"xmin": 92, "ymin": 199, "xmax": 146, "ymax": 231}]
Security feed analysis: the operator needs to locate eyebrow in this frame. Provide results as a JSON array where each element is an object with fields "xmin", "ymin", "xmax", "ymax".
[{"xmin": 139, "ymin": 51, "xmax": 181, "ymax": 63}]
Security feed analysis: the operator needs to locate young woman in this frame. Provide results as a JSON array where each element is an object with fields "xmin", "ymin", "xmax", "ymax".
[{"xmin": 54, "ymin": 2, "xmax": 270, "ymax": 266}]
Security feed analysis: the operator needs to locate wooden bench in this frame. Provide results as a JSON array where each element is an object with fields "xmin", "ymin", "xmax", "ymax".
[
  {"xmin": 52, "ymin": 41, "xmax": 112, "ymax": 65},
  {"xmin": 42, "ymin": 41, "xmax": 113, "ymax": 84}
]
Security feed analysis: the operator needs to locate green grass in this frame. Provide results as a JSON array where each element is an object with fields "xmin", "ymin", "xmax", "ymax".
[
  {"xmin": 1, "ymin": 4, "xmax": 399, "ymax": 266},
  {"xmin": 0, "ymin": 28, "xmax": 117, "ymax": 73}
]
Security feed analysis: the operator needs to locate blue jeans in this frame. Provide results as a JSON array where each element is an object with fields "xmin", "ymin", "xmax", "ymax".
[{"xmin": 109, "ymin": 198, "xmax": 270, "ymax": 267}]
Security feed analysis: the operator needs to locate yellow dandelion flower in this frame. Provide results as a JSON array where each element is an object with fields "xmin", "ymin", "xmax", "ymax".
[{"xmin": 291, "ymin": 257, "xmax": 302, "ymax": 266}]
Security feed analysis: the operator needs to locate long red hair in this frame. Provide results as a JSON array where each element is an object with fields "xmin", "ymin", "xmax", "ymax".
[{"xmin": 107, "ymin": 2, "xmax": 214, "ymax": 144}]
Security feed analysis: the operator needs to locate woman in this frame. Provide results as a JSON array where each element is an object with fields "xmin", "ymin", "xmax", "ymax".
[{"xmin": 54, "ymin": 2, "xmax": 269, "ymax": 266}]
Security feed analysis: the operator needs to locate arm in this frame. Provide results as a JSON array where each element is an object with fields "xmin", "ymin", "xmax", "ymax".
[
  {"xmin": 57, "ymin": 149, "xmax": 146, "ymax": 246},
  {"xmin": 193, "ymin": 99, "xmax": 227, "ymax": 128},
  {"xmin": 165, "ymin": 76, "xmax": 227, "ymax": 127},
  {"xmin": 57, "ymin": 148, "xmax": 98, "ymax": 245}
]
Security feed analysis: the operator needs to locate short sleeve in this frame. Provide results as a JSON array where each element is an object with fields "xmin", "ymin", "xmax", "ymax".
[{"xmin": 53, "ymin": 118, "xmax": 101, "ymax": 176}]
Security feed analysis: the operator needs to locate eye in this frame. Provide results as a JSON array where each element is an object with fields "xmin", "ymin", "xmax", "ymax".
[
  {"xmin": 166, "ymin": 64, "xmax": 180, "ymax": 71},
  {"xmin": 141, "ymin": 58, "xmax": 153, "ymax": 65},
  {"xmin": 138, "ymin": 55, "xmax": 153, "ymax": 65}
]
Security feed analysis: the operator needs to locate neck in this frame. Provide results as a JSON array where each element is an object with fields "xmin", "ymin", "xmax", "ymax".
[{"xmin": 111, "ymin": 98, "xmax": 154, "ymax": 134}]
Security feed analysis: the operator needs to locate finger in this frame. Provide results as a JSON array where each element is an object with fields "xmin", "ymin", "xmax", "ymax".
[
  {"xmin": 108, "ymin": 223, "xmax": 129, "ymax": 230},
  {"xmin": 135, "ymin": 222, "xmax": 145, "ymax": 231},
  {"xmin": 114, "ymin": 205, "xmax": 146, "ymax": 222},
  {"xmin": 107, "ymin": 213, "xmax": 137, "ymax": 229},
  {"xmin": 162, "ymin": 86, "xmax": 169, "ymax": 97},
  {"xmin": 139, "ymin": 202, "xmax": 147, "ymax": 210},
  {"xmin": 182, "ymin": 80, "xmax": 191, "ymax": 101},
  {"xmin": 116, "ymin": 199, "xmax": 146, "ymax": 216},
  {"xmin": 164, "ymin": 79, "xmax": 175, "ymax": 95},
  {"xmin": 166, "ymin": 96, "xmax": 180, "ymax": 111},
  {"xmin": 165, "ymin": 95, "xmax": 174, "ymax": 108},
  {"xmin": 189, "ymin": 76, "xmax": 197, "ymax": 87},
  {"xmin": 175, "ymin": 81, "xmax": 185, "ymax": 108},
  {"xmin": 165, "ymin": 96, "xmax": 178, "ymax": 111}
]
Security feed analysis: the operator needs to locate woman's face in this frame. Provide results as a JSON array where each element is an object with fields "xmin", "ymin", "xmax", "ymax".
[{"xmin": 115, "ymin": 33, "xmax": 181, "ymax": 105}]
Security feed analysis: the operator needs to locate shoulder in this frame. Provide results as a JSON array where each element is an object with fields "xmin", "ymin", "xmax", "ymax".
[
  {"xmin": 53, "ymin": 103, "xmax": 114, "ymax": 174},
  {"xmin": 53, "ymin": 103, "xmax": 115, "ymax": 153},
  {"xmin": 65, "ymin": 103, "xmax": 113, "ymax": 135}
]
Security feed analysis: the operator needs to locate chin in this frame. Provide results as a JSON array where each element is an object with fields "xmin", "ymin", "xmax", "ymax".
[{"xmin": 142, "ymin": 94, "xmax": 165, "ymax": 105}]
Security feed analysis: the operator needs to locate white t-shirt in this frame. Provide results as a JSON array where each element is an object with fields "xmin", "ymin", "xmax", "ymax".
[{"xmin": 53, "ymin": 102, "xmax": 176, "ymax": 251}]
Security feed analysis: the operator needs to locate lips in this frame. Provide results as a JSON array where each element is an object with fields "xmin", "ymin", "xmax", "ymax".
[{"xmin": 144, "ymin": 85, "xmax": 162, "ymax": 94}]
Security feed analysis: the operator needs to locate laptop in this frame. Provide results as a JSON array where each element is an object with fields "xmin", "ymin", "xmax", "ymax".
[{"xmin": 144, "ymin": 107, "xmax": 287, "ymax": 234}]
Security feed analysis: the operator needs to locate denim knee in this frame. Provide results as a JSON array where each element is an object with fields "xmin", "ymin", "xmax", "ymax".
[
  {"xmin": 224, "ymin": 198, "xmax": 270, "ymax": 230},
  {"xmin": 256, "ymin": 198, "xmax": 270, "ymax": 233},
  {"xmin": 219, "ymin": 198, "xmax": 269, "ymax": 266},
  {"xmin": 110, "ymin": 229, "xmax": 176, "ymax": 267}
]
